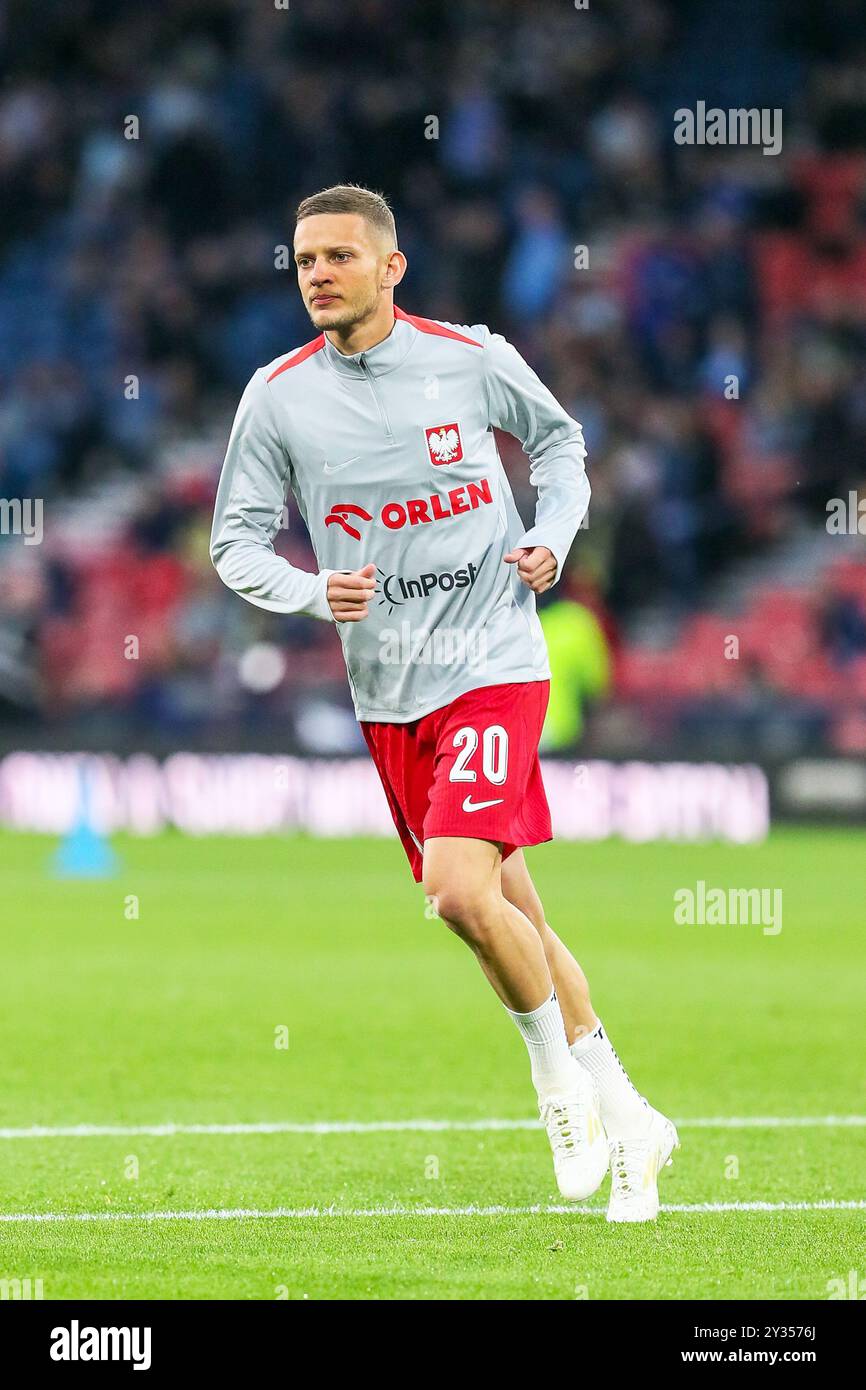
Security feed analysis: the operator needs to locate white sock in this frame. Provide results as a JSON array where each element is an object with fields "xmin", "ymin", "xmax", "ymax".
[
  {"xmin": 570, "ymin": 1019, "xmax": 652, "ymax": 1140},
  {"xmin": 507, "ymin": 989, "xmax": 582, "ymax": 1101}
]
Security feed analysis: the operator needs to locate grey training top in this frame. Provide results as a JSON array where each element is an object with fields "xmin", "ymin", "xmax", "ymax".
[{"xmin": 210, "ymin": 306, "xmax": 590, "ymax": 722}]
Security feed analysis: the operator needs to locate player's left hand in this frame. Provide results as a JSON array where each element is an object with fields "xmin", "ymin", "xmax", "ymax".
[{"xmin": 503, "ymin": 546, "xmax": 558, "ymax": 594}]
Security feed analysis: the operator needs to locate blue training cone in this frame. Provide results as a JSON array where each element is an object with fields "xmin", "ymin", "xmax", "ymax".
[{"xmin": 51, "ymin": 762, "xmax": 119, "ymax": 878}]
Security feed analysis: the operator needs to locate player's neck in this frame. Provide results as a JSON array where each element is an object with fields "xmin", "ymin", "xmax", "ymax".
[{"xmin": 325, "ymin": 301, "xmax": 396, "ymax": 357}]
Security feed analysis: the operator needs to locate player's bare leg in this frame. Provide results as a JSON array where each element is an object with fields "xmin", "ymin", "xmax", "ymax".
[
  {"xmin": 500, "ymin": 849, "xmax": 596, "ymax": 1042},
  {"xmin": 423, "ymin": 836, "xmax": 554, "ymax": 1011},
  {"xmin": 501, "ymin": 848, "xmax": 680, "ymax": 1220},
  {"xmin": 422, "ymin": 835, "xmax": 608, "ymax": 1200}
]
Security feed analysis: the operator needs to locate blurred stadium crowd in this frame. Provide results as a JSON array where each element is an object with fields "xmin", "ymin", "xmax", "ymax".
[{"xmin": 0, "ymin": 0, "xmax": 865, "ymax": 755}]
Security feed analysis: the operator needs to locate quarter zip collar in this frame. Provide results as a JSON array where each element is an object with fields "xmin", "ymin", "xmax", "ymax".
[{"xmin": 322, "ymin": 306, "xmax": 416, "ymax": 378}]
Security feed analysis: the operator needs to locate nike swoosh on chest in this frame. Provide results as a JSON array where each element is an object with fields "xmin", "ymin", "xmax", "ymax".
[{"xmin": 322, "ymin": 456, "xmax": 362, "ymax": 474}]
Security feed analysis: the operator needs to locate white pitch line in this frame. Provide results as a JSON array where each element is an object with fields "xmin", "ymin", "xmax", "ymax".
[
  {"xmin": 0, "ymin": 1116, "xmax": 864, "ymax": 1140},
  {"xmin": 677, "ymin": 1116, "xmax": 866, "ymax": 1129},
  {"xmin": 0, "ymin": 1200, "xmax": 863, "ymax": 1224}
]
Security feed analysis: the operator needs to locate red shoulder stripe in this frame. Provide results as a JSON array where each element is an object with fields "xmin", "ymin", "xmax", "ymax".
[
  {"xmin": 394, "ymin": 305, "xmax": 483, "ymax": 347},
  {"xmin": 266, "ymin": 334, "xmax": 326, "ymax": 382}
]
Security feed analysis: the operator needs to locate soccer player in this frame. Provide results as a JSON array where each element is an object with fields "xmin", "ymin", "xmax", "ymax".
[{"xmin": 211, "ymin": 184, "xmax": 678, "ymax": 1221}]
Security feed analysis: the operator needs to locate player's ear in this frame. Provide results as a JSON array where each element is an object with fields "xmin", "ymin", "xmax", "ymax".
[{"xmin": 382, "ymin": 250, "xmax": 407, "ymax": 289}]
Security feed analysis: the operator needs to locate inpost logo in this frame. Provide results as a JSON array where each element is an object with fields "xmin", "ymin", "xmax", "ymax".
[
  {"xmin": 375, "ymin": 561, "xmax": 481, "ymax": 614},
  {"xmin": 50, "ymin": 1320, "xmax": 152, "ymax": 1371}
]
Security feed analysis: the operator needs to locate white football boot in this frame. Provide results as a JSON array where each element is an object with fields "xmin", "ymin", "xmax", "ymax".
[
  {"xmin": 606, "ymin": 1105, "xmax": 679, "ymax": 1223},
  {"xmin": 539, "ymin": 1071, "xmax": 609, "ymax": 1201}
]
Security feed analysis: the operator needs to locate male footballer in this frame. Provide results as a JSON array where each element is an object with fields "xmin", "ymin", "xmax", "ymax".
[{"xmin": 210, "ymin": 184, "xmax": 678, "ymax": 1221}]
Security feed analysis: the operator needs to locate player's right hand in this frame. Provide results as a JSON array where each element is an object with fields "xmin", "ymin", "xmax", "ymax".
[{"xmin": 327, "ymin": 562, "xmax": 376, "ymax": 622}]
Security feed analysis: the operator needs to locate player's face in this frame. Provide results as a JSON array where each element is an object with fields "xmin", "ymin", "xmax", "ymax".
[{"xmin": 294, "ymin": 214, "xmax": 392, "ymax": 332}]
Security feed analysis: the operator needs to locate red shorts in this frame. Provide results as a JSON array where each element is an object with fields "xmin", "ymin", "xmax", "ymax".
[{"xmin": 361, "ymin": 680, "xmax": 553, "ymax": 882}]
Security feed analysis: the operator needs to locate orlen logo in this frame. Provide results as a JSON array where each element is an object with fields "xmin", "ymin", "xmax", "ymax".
[
  {"xmin": 425, "ymin": 422, "xmax": 463, "ymax": 465},
  {"xmin": 325, "ymin": 477, "xmax": 492, "ymax": 539},
  {"xmin": 324, "ymin": 503, "xmax": 373, "ymax": 540},
  {"xmin": 376, "ymin": 561, "xmax": 481, "ymax": 613}
]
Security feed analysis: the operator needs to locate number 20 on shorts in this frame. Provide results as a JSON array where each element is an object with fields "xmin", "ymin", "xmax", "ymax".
[{"xmin": 449, "ymin": 725, "xmax": 509, "ymax": 785}]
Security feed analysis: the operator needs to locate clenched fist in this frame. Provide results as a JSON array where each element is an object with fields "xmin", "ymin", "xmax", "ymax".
[
  {"xmin": 327, "ymin": 562, "xmax": 376, "ymax": 621},
  {"xmin": 503, "ymin": 546, "xmax": 558, "ymax": 594}
]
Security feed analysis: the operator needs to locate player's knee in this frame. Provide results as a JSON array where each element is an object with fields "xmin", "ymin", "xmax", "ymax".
[{"xmin": 424, "ymin": 881, "xmax": 491, "ymax": 942}]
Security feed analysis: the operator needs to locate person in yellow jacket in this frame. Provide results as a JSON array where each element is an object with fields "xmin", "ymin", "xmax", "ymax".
[{"xmin": 538, "ymin": 594, "xmax": 611, "ymax": 749}]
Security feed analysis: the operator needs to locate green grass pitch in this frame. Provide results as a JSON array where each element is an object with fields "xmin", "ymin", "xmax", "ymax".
[{"xmin": 1, "ymin": 826, "xmax": 863, "ymax": 1300}]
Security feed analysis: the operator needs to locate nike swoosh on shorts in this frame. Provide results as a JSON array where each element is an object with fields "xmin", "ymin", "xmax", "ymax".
[{"xmin": 462, "ymin": 796, "xmax": 505, "ymax": 812}]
